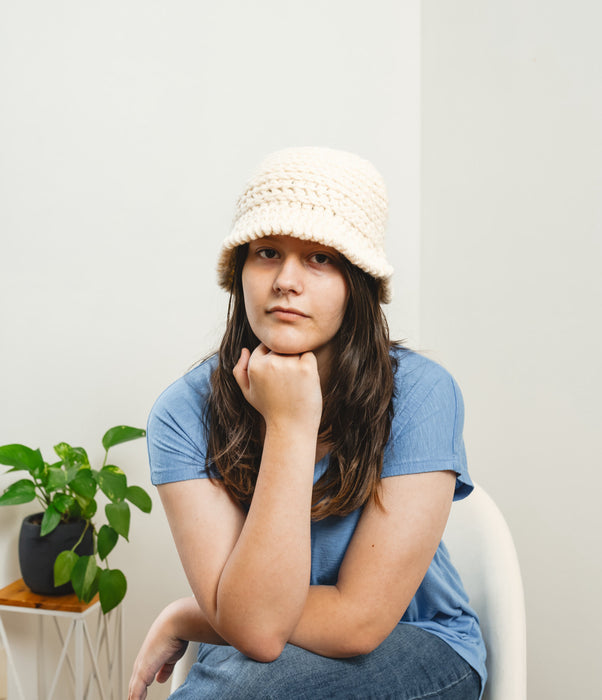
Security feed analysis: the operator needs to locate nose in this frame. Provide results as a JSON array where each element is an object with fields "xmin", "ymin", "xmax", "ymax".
[{"xmin": 273, "ymin": 254, "xmax": 304, "ymax": 295}]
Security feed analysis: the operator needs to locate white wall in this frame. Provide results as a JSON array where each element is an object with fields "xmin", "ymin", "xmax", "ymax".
[
  {"xmin": 0, "ymin": 2, "xmax": 419, "ymax": 697},
  {"xmin": 422, "ymin": 1, "xmax": 601, "ymax": 698}
]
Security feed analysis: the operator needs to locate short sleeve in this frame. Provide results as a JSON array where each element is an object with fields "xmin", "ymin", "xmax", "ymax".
[
  {"xmin": 147, "ymin": 358, "xmax": 217, "ymax": 485},
  {"xmin": 382, "ymin": 353, "xmax": 473, "ymax": 501}
]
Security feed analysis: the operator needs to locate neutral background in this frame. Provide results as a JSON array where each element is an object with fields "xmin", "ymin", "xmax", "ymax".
[
  {"xmin": 1, "ymin": 1, "xmax": 600, "ymax": 699},
  {"xmin": 422, "ymin": 2, "xmax": 601, "ymax": 697},
  {"xmin": 0, "ymin": 2, "xmax": 419, "ymax": 698}
]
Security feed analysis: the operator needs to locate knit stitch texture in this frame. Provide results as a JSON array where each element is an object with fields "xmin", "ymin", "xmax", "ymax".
[{"xmin": 217, "ymin": 147, "xmax": 393, "ymax": 303}]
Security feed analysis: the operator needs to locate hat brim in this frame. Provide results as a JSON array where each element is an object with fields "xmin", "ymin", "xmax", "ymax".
[{"xmin": 217, "ymin": 203, "xmax": 393, "ymax": 303}]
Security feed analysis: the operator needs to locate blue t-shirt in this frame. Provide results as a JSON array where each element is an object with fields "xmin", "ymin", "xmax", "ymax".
[{"xmin": 148, "ymin": 346, "xmax": 487, "ymax": 695}]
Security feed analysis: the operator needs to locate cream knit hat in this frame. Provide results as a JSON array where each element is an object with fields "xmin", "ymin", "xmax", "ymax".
[{"xmin": 217, "ymin": 147, "xmax": 393, "ymax": 303}]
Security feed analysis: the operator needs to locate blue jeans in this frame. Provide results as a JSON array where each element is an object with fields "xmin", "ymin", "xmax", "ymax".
[{"xmin": 169, "ymin": 623, "xmax": 481, "ymax": 699}]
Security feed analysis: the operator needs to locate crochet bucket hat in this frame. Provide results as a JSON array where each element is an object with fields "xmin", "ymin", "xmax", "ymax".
[{"xmin": 217, "ymin": 146, "xmax": 393, "ymax": 303}]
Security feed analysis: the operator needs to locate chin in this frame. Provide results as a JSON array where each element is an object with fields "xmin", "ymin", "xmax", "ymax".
[
  {"xmin": 257, "ymin": 332, "xmax": 313, "ymax": 356},
  {"xmin": 264, "ymin": 340, "xmax": 312, "ymax": 355}
]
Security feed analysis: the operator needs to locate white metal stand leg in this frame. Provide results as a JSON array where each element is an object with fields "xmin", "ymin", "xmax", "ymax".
[
  {"xmin": 0, "ymin": 582, "xmax": 123, "ymax": 700},
  {"xmin": 75, "ymin": 620, "xmax": 83, "ymax": 700},
  {"xmin": 38, "ymin": 616, "xmax": 45, "ymax": 700},
  {"xmin": 118, "ymin": 606, "xmax": 124, "ymax": 699},
  {"xmin": 0, "ymin": 617, "xmax": 26, "ymax": 700},
  {"xmin": 52, "ymin": 617, "xmax": 76, "ymax": 694},
  {"xmin": 47, "ymin": 621, "xmax": 75, "ymax": 699}
]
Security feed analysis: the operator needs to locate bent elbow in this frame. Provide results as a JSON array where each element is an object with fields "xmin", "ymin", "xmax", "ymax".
[
  {"xmin": 237, "ymin": 634, "xmax": 286, "ymax": 663},
  {"xmin": 341, "ymin": 622, "xmax": 394, "ymax": 658},
  {"xmin": 334, "ymin": 636, "xmax": 378, "ymax": 658},
  {"xmin": 346, "ymin": 637, "xmax": 381, "ymax": 657},
  {"xmin": 214, "ymin": 609, "xmax": 289, "ymax": 663}
]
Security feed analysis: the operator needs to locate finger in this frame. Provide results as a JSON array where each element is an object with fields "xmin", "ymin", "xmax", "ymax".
[
  {"xmin": 232, "ymin": 347, "xmax": 251, "ymax": 391},
  {"xmin": 156, "ymin": 662, "xmax": 175, "ymax": 684},
  {"xmin": 249, "ymin": 343, "xmax": 270, "ymax": 362},
  {"xmin": 299, "ymin": 350, "xmax": 318, "ymax": 367},
  {"xmin": 127, "ymin": 677, "xmax": 147, "ymax": 700}
]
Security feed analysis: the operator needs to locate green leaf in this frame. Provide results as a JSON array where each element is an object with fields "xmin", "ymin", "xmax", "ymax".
[
  {"xmin": 0, "ymin": 479, "xmax": 36, "ymax": 506},
  {"xmin": 125, "ymin": 485, "xmax": 152, "ymax": 513},
  {"xmin": 81, "ymin": 499, "xmax": 97, "ymax": 519},
  {"xmin": 90, "ymin": 569, "xmax": 101, "ymax": 601},
  {"xmin": 64, "ymin": 464, "xmax": 82, "ymax": 483},
  {"xmin": 45, "ymin": 467, "xmax": 67, "ymax": 492},
  {"xmin": 0, "ymin": 445, "xmax": 44, "ymax": 476},
  {"xmin": 41, "ymin": 505, "xmax": 61, "ymax": 536},
  {"xmin": 53, "ymin": 442, "xmax": 71, "ymax": 459},
  {"xmin": 96, "ymin": 466, "xmax": 127, "ymax": 502},
  {"xmin": 54, "ymin": 443, "xmax": 89, "ymax": 470},
  {"xmin": 71, "ymin": 555, "xmax": 99, "ymax": 603},
  {"xmin": 52, "ymin": 493, "xmax": 76, "ymax": 515},
  {"xmin": 69, "ymin": 471, "xmax": 97, "ymax": 500},
  {"xmin": 54, "ymin": 550, "xmax": 79, "ymax": 587},
  {"xmin": 105, "ymin": 501, "xmax": 130, "ymax": 540},
  {"xmin": 98, "ymin": 568, "xmax": 127, "ymax": 613},
  {"xmin": 102, "ymin": 426, "xmax": 146, "ymax": 451},
  {"xmin": 68, "ymin": 500, "xmax": 83, "ymax": 520},
  {"xmin": 97, "ymin": 525, "xmax": 118, "ymax": 560},
  {"xmin": 68, "ymin": 447, "xmax": 90, "ymax": 468}
]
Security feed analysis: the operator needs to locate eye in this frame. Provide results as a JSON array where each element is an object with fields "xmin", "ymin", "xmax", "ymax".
[
  {"xmin": 310, "ymin": 252, "xmax": 332, "ymax": 265},
  {"xmin": 257, "ymin": 247, "xmax": 279, "ymax": 260}
]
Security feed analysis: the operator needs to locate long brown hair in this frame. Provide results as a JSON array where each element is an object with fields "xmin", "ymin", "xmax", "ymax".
[{"xmin": 205, "ymin": 244, "xmax": 398, "ymax": 519}]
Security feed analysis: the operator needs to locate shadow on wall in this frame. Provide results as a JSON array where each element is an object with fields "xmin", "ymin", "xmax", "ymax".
[
  {"xmin": 0, "ymin": 646, "xmax": 7, "ymax": 700},
  {"xmin": 0, "ymin": 508, "xmax": 26, "ymax": 587}
]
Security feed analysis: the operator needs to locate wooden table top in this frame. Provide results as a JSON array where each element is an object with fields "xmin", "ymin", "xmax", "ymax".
[{"xmin": 0, "ymin": 579, "xmax": 99, "ymax": 613}]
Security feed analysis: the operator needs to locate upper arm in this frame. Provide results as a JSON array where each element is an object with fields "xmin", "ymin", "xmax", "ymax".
[
  {"xmin": 147, "ymin": 363, "xmax": 247, "ymax": 622},
  {"xmin": 158, "ymin": 479, "xmax": 245, "ymax": 622},
  {"xmin": 383, "ymin": 367, "xmax": 473, "ymax": 500},
  {"xmin": 336, "ymin": 361, "xmax": 466, "ymax": 647},
  {"xmin": 336, "ymin": 470, "xmax": 456, "ymax": 649}
]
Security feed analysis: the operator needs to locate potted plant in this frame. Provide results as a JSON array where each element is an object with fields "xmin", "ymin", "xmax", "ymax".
[{"xmin": 0, "ymin": 425, "xmax": 151, "ymax": 613}]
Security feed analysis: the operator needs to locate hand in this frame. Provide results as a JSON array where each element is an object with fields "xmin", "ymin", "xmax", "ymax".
[
  {"xmin": 233, "ymin": 344, "xmax": 323, "ymax": 431},
  {"xmin": 128, "ymin": 609, "xmax": 189, "ymax": 700}
]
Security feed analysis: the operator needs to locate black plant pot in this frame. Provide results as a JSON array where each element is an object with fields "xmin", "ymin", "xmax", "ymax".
[{"xmin": 18, "ymin": 513, "xmax": 94, "ymax": 596}]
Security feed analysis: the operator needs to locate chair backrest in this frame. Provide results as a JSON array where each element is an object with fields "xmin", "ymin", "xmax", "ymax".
[
  {"xmin": 443, "ymin": 483, "xmax": 527, "ymax": 700},
  {"xmin": 171, "ymin": 484, "xmax": 528, "ymax": 698}
]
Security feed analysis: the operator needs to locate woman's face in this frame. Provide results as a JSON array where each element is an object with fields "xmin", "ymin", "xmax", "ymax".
[{"xmin": 241, "ymin": 235, "xmax": 349, "ymax": 369}]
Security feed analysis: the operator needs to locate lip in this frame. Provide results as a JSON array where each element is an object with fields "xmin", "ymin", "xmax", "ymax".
[{"xmin": 267, "ymin": 306, "xmax": 309, "ymax": 319}]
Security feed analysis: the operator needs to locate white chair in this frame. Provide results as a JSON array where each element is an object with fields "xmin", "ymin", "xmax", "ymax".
[
  {"xmin": 169, "ymin": 639, "xmax": 199, "ymax": 694},
  {"xmin": 171, "ymin": 483, "xmax": 527, "ymax": 699},
  {"xmin": 443, "ymin": 483, "xmax": 527, "ymax": 699}
]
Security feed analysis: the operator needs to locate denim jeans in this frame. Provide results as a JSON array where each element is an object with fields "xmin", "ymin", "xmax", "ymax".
[{"xmin": 169, "ymin": 623, "xmax": 481, "ymax": 699}]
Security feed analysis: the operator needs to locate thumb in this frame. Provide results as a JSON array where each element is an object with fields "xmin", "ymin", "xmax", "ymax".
[{"xmin": 155, "ymin": 662, "xmax": 175, "ymax": 684}]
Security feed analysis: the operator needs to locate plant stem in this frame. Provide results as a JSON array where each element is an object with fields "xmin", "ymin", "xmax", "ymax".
[
  {"xmin": 70, "ymin": 519, "xmax": 92, "ymax": 552},
  {"xmin": 34, "ymin": 482, "xmax": 50, "ymax": 511}
]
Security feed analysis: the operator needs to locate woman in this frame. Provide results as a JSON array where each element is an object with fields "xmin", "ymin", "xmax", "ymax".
[{"xmin": 129, "ymin": 147, "xmax": 487, "ymax": 699}]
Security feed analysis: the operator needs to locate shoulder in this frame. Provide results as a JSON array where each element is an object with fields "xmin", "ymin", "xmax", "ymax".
[
  {"xmin": 147, "ymin": 354, "xmax": 219, "ymax": 485},
  {"xmin": 390, "ymin": 346, "xmax": 463, "ymax": 430},
  {"xmin": 384, "ymin": 347, "xmax": 472, "ymax": 499},
  {"xmin": 149, "ymin": 354, "xmax": 218, "ymax": 427}
]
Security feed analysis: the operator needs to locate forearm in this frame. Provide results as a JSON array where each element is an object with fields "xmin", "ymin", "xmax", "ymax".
[
  {"xmin": 128, "ymin": 597, "xmax": 226, "ymax": 699},
  {"xmin": 288, "ymin": 472, "xmax": 455, "ymax": 659},
  {"xmin": 162, "ymin": 596, "xmax": 227, "ymax": 645},
  {"xmin": 289, "ymin": 585, "xmax": 393, "ymax": 658},
  {"xmin": 215, "ymin": 423, "xmax": 316, "ymax": 658}
]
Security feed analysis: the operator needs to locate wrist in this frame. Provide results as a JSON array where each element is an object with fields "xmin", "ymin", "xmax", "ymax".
[
  {"xmin": 263, "ymin": 422, "xmax": 320, "ymax": 464},
  {"xmin": 264, "ymin": 414, "xmax": 321, "ymax": 439},
  {"xmin": 161, "ymin": 597, "xmax": 226, "ymax": 645},
  {"xmin": 158, "ymin": 598, "xmax": 190, "ymax": 640}
]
